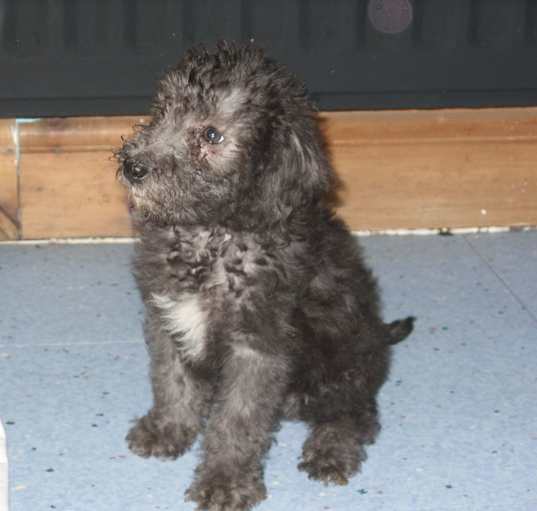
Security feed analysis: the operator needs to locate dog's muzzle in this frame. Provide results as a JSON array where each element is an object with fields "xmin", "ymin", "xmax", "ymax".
[{"xmin": 123, "ymin": 159, "xmax": 150, "ymax": 184}]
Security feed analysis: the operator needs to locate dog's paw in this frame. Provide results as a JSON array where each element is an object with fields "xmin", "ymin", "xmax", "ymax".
[
  {"xmin": 126, "ymin": 415, "xmax": 197, "ymax": 460},
  {"xmin": 185, "ymin": 469, "xmax": 267, "ymax": 511},
  {"xmin": 298, "ymin": 444, "xmax": 366, "ymax": 486}
]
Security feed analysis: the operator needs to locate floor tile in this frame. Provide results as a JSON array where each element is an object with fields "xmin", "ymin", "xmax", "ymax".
[
  {"xmin": 1, "ymin": 233, "xmax": 536, "ymax": 511},
  {"xmin": 464, "ymin": 231, "xmax": 537, "ymax": 319}
]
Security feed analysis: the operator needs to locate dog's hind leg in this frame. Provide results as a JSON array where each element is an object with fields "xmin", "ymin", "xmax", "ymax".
[
  {"xmin": 298, "ymin": 394, "xmax": 381, "ymax": 485},
  {"xmin": 297, "ymin": 348, "xmax": 389, "ymax": 485},
  {"xmin": 298, "ymin": 417, "xmax": 369, "ymax": 485}
]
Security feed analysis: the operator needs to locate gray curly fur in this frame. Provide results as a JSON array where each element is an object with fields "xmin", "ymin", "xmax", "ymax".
[{"xmin": 116, "ymin": 41, "xmax": 414, "ymax": 511}]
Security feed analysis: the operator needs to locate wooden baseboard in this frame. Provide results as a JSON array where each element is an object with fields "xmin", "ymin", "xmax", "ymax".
[
  {"xmin": 1, "ymin": 108, "xmax": 536, "ymax": 240},
  {"xmin": 0, "ymin": 120, "xmax": 19, "ymax": 240}
]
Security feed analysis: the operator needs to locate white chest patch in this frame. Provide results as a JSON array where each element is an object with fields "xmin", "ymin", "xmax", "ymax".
[{"xmin": 152, "ymin": 293, "xmax": 207, "ymax": 362}]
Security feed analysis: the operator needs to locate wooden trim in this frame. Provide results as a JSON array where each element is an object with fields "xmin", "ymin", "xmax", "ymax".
[
  {"xmin": 0, "ymin": 108, "xmax": 535, "ymax": 239},
  {"xmin": 17, "ymin": 116, "xmax": 144, "ymax": 153},
  {"xmin": 321, "ymin": 109, "xmax": 537, "ymax": 230},
  {"xmin": 319, "ymin": 109, "xmax": 537, "ymax": 145},
  {"xmin": 0, "ymin": 120, "xmax": 19, "ymax": 240}
]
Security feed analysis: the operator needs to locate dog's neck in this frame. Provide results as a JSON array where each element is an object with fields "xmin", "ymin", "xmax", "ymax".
[{"xmin": 133, "ymin": 202, "xmax": 332, "ymax": 246}]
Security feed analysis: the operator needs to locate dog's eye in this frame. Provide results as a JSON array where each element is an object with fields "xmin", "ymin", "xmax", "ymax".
[{"xmin": 203, "ymin": 126, "xmax": 224, "ymax": 145}]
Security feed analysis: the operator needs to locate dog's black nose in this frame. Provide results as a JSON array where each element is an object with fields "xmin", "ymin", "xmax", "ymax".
[{"xmin": 123, "ymin": 159, "xmax": 149, "ymax": 184}]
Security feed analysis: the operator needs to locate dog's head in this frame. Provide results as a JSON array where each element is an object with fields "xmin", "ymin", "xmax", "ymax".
[{"xmin": 117, "ymin": 42, "xmax": 333, "ymax": 229}]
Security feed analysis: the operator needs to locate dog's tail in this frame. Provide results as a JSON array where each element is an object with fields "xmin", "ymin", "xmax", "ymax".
[{"xmin": 385, "ymin": 316, "xmax": 415, "ymax": 345}]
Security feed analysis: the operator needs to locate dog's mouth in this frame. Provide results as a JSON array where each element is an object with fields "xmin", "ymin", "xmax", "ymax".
[
  {"xmin": 125, "ymin": 191, "xmax": 156, "ymax": 223},
  {"xmin": 126, "ymin": 187, "xmax": 147, "ymax": 208}
]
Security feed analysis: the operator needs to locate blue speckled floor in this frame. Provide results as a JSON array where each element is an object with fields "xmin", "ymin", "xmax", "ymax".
[{"xmin": 1, "ymin": 232, "xmax": 536, "ymax": 511}]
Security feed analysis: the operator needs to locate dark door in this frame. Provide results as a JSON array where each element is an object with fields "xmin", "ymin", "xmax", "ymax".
[{"xmin": 1, "ymin": 0, "xmax": 537, "ymax": 117}]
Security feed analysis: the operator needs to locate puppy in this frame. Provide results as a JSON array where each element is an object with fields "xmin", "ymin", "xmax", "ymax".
[{"xmin": 116, "ymin": 42, "xmax": 414, "ymax": 511}]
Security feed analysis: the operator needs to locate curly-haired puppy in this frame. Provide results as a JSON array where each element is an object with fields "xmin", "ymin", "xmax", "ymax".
[{"xmin": 117, "ymin": 42, "xmax": 414, "ymax": 511}]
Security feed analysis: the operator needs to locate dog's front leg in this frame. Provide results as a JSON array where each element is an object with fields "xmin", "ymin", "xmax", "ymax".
[
  {"xmin": 186, "ymin": 340, "xmax": 290, "ymax": 511},
  {"xmin": 127, "ymin": 313, "xmax": 210, "ymax": 459}
]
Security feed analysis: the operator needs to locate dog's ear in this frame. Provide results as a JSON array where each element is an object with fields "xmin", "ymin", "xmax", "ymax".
[
  {"xmin": 258, "ymin": 118, "xmax": 333, "ymax": 223},
  {"xmin": 286, "ymin": 127, "xmax": 332, "ymax": 201}
]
